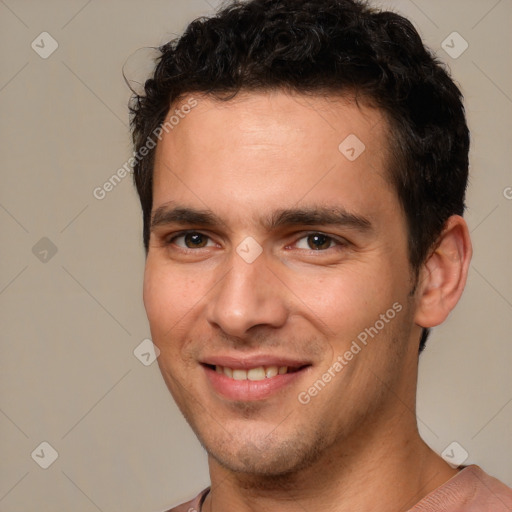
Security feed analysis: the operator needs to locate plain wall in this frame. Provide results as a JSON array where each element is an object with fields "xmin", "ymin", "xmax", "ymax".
[{"xmin": 1, "ymin": 0, "xmax": 510, "ymax": 510}]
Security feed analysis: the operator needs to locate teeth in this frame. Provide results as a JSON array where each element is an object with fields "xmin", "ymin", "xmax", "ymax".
[
  {"xmin": 232, "ymin": 369, "xmax": 247, "ymax": 381},
  {"xmin": 265, "ymin": 366, "xmax": 278, "ymax": 378},
  {"xmin": 214, "ymin": 365, "xmax": 289, "ymax": 380},
  {"xmin": 247, "ymin": 367, "xmax": 265, "ymax": 381}
]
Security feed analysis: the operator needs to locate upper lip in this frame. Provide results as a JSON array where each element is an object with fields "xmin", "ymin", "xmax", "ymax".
[{"xmin": 201, "ymin": 355, "xmax": 311, "ymax": 369}]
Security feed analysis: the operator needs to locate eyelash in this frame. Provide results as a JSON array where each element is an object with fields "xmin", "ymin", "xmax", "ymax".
[
  {"xmin": 166, "ymin": 230, "xmax": 347, "ymax": 252},
  {"xmin": 166, "ymin": 231, "xmax": 217, "ymax": 250}
]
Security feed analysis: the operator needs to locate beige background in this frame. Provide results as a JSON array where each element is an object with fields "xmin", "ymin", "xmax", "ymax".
[{"xmin": 0, "ymin": 0, "xmax": 511, "ymax": 510}]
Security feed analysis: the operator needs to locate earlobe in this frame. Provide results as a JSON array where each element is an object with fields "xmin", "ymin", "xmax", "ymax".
[{"xmin": 414, "ymin": 215, "xmax": 472, "ymax": 328}]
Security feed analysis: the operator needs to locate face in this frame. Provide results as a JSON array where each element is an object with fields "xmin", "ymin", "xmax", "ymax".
[{"xmin": 144, "ymin": 90, "xmax": 421, "ymax": 477}]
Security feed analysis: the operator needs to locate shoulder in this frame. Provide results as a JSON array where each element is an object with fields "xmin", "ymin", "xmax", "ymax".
[
  {"xmin": 409, "ymin": 465, "xmax": 512, "ymax": 512},
  {"xmin": 161, "ymin": 488, "xmax": 210, "ymax": 512}
]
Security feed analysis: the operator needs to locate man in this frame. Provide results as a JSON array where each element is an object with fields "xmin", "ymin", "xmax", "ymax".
[{"xmin": 129, "ymin": 0, "xmax": 512, "ymax": 510}]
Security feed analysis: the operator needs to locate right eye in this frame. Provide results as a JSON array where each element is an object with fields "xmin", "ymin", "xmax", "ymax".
[{"xmin": 168, "ymin": 231, "xmax": 216, "ymax": 249}]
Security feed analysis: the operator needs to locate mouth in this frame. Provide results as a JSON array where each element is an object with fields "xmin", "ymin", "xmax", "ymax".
[
  {"xmin": 206, "ymin": 364, "xmax": 304, "ymax": 380},
  {"xmin": 201, "ymin": 359, "xmax": 311, "ymax": 401}
]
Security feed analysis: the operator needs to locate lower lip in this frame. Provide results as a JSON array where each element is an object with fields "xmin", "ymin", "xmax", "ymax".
[{"xmin": 203, "ymin": 365, "xmax": 308, "ymax": 401}]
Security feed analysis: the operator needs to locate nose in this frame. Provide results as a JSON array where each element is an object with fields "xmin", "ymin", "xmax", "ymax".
[{"xmin": 206, "ymin": 249, "xmax": 289, "ymax": 339}]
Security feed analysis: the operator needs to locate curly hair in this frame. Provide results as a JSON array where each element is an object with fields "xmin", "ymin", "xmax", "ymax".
[{"xmin": 129, "ymin": 0, "xmax": 470, "ymax": 352}]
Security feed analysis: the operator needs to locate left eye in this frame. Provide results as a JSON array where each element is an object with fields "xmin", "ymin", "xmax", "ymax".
[
  {"xmin": 171, "ymin": 232, "xmax": 215, "ymax": 249},
  {"xmin": 295, "ymin": 233, "xmax": 337, "ymax": 251}
]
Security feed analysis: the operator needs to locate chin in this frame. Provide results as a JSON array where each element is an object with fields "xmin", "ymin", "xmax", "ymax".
[{"xmin": 201, "ymin": 429, "xmax": 329, "ymax": 478}]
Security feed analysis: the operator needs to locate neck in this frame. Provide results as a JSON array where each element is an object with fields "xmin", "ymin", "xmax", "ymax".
[{"xmin": 202, "ymin": 400, "xmax": 458, "ymax": 512}]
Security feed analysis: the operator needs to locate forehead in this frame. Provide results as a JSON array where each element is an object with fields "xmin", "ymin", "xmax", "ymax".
[{"xmin": 152, "ymin": 90, "xmax": 396, "ymax": 226}]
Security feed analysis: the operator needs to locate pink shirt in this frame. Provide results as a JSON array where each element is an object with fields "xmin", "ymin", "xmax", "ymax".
[{"xmin": 164, "ymin": 465, "xmax": 512, "ymax": 512}]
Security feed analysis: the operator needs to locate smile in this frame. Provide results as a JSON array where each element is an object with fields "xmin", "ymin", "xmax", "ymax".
[
  {"xmin": 202, "ymin": 361, "xmax": 310, "ymax": 401},
  {"xmin": 213, "ymin": 365, "xmax": 298, "ymax": 380}
]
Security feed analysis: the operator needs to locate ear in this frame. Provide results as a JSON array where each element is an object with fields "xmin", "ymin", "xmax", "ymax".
[{"xmin": 414, "ymin": 215, "xmax": 472, "ymax": 328}]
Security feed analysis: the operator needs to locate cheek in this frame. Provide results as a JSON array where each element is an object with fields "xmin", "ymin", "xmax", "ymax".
[
  {"xmin": 143, "ymin": 258, "xmax": 206, "ymax": 338},
  {"xmin": 283, "ymin": 263, "xmax": 398, "ymax": 338}
]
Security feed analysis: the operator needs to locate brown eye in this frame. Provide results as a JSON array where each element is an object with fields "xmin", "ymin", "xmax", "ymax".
[
  {"xmin": 183, "ymin": 232, "xmax": 208, "ymax": 248},
  {"xmin": 171, "ymin": 232, "xmax": 213, "ymax": 249},
  {"xmin": 306, "ymin": 233, "xmax": 333, "ymax": 250}
]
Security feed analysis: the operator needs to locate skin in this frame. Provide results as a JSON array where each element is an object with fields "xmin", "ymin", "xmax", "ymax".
[{"xmin": 143, "ymin": 90, "xmax": 472, "ymax": 512}]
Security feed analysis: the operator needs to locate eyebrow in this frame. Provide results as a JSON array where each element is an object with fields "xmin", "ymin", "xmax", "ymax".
[{"xmin": 150, "ymin": 203, "xmax": 372, "ymax": 233}]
